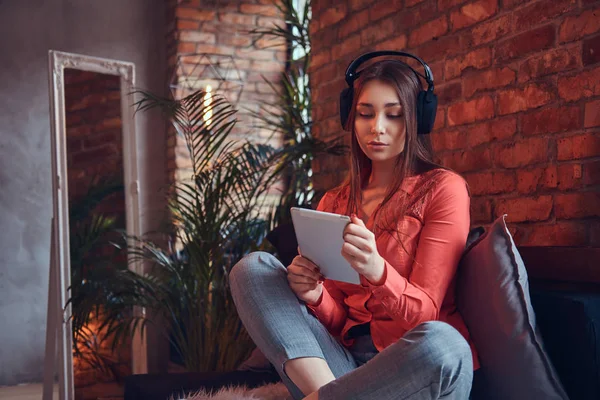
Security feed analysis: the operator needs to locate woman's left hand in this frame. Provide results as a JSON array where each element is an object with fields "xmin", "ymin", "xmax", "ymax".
[{"xmin": 342, "ymin": 214, "xmax": 385, "ymax": 285}]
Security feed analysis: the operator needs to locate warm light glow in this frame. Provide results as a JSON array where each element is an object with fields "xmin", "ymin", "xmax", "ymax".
[
  {"xmin": 203, "ymin": 85, "xmax": 213, "ymax": 126},
  {"xmin": 72, "ymin": 310, "xmax": 131, "ymax": 387},
  {"xmin": 72, "ymin": 316, "xmax": 104, "ymax": 372}
]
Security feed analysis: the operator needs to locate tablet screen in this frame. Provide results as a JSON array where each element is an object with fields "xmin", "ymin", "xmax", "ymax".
[{"xmin": 290, "ymin": 207, "xmax": 361, "ymax": 285}]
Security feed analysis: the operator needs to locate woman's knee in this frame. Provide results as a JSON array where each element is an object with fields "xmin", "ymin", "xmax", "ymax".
[
  {"xmin": 392, "ymin": 321, "xmax": 473, "ymax": 371},
  {"xmin": 417, "ymin": 321, "xmax": 472, "ymax": 369},
  {"xmin": 230, "ymin": 251, "xmax": 284, "ymax": 291}
]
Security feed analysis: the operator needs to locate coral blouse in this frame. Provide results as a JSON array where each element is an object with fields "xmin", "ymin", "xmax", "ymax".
[{"xmin": 307, "ymin": 169, "xmax": 479, "ymax": 368}]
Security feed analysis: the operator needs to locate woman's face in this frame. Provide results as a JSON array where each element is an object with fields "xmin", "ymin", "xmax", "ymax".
[{"xmin": 354, "ymin": 79, "xmax": 407, "ymax": 164}]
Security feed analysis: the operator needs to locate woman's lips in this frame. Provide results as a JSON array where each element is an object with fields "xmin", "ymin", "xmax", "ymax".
[{"xmin": 367, "ymin": 141, "xmax": 388, "ymax": 148}]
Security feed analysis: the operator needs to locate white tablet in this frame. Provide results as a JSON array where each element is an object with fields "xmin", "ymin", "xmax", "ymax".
[{"xmin": 290, "ymin": 207, "xmax": 361, "ymax": 285}]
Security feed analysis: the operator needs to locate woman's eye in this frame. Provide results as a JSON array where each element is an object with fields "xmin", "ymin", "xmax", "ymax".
[{"xmin": 356, "ymin": 112, "xmax": 403, "ymax": 119}]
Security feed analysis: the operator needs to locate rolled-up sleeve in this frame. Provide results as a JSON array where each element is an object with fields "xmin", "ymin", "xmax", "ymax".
[{"xmin": 305, "ymin": 280, "xmax": 348, "ymax": 336}]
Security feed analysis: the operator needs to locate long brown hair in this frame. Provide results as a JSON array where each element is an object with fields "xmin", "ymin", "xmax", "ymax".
[{"xmin": 340, "ymin": 59, "xmax": 444, "ymax": 225}]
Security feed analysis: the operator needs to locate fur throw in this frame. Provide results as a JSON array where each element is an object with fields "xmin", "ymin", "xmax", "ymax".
[{"xmin": 181, "ymin": 382, "xmax": 292, "ymax": 400}]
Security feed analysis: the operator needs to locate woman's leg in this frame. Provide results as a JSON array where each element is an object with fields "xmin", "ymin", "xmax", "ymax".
[
  {"xmin": 317, "ymin": 321, "xmax": 474, "ymax": 400},
  {"xmin": 229, "ymin": 252, "xmax": 357, "ymax": 399}
]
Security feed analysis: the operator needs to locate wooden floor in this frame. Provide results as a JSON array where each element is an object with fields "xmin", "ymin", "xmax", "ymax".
[
  {"xmin": 0, "ymin": 362, "xmax": 184, "ymax": 399},
  {"xmin": 0, "ymin": 383, "xmax": 58, "ymax": 400}
]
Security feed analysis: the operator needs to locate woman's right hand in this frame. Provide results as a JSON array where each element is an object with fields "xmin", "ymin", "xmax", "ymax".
[{"xmin": 287, "ymin": 255, "xmax": 325, "ymax": 306}]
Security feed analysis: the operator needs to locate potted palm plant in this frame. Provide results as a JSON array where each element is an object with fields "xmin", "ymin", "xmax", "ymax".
[
  {"xmin": 70, "ymin": 89, "xmax": 278, "ymax": 373},
  {"xmin": 128, "ymin": 89, "xmax": 278, "ymax": 371}
]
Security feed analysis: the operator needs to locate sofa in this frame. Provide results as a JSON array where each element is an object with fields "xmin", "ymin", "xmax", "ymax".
[{"xmin": 124, "ymin": 245, "xmax": 600, "ymax": 400}]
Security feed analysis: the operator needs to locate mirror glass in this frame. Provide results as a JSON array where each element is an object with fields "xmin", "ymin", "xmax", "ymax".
[{"xmin": 63, "ymin": 68, "xmax": 130, "ymax": 399}]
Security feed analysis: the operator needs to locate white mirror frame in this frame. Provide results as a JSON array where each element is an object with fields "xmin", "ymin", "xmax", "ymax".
[{"xmin": 44, "ymin": 50, "xmax": 146, "ymax": 400}]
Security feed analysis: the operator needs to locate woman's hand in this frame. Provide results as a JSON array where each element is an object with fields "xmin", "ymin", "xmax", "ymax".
[
  {"xmin": 342, "ymin": 215, "xmax": 385, "ymax": 285},
  {"xmin": 287, "ymin": 254, "xmax": 325, "ymax": 305}
]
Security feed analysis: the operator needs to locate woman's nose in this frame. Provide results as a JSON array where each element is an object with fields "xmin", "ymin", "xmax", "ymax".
[{"xmin": 371, "ymin": 113, "xmax": 386, "ymax": 134}]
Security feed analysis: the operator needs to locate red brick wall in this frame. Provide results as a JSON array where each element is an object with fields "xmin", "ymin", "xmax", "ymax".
[
  {"xmin": 310, "ymin": 0, "xmax": 600, "ymax": 246},
  {"xmin": 64, "ymin": 69, "xmax": 125, "ymax": 223},
  {"xmin": 166, "ymin": 0, "xmax": 286, "ymax": 185}
]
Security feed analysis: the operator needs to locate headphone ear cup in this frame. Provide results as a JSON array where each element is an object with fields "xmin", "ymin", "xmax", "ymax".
[
  {"xmin": 339, "ymin": 87, "xmax": 354, "ymax": 130},
  {"xmin": 417, "ymin": 90, "xmax": 438, "ymax": 135}
]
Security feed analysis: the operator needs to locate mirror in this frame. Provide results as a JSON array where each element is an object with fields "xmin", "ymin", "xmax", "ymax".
[{"xmin": 44, "ymin": 51, "xmax": 144, "ymax": 400}]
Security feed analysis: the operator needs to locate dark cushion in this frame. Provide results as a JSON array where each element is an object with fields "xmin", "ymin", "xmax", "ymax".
[
  {"xmin": 457, "ymin": 215, "xmax": 569, "ymax": 400},
  {"xmin": 266, "ymin": 222, "xmax": 298, "ymax": 267},
  {"xmin": 531, "ymin": 289, "xmax": 600, "ymax": 400}
]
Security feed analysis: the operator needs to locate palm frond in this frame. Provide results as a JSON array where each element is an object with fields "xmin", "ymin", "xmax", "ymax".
[
  {"xmin": 122, "ymin": 87, "xmax": 276, "ymax": 371},
  {"xmin": 246, "ymin": 0, "xmax": 347, "ymax": 226}
]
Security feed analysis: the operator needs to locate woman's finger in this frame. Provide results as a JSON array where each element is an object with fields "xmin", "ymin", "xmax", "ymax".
[
  {"xmin": 344, "ymin": 222, "xmax": 372, "ymax": 240},
  {"xmin": 288, "ymin": 264, "xmax": 323, "ymax": 281},
  {"xmin": 293, "ymin": 255, "xmax": 321, "ymax": 273},
  {"xmin": 351, "ymin": 214, "xmax": 366, "ymax": 227},
  {"xmin": 341, "ymin": 247, "xmax": 360, "ymax": 269},
  {"xmin": 288, "ymin": 273, "xmax": 319, "ymax": 285},
  {"xmin": 341, "ymin": 241, "xmax": 367, "ymax": 263},
  {"xmin": 343, "ymin": 232, "xmax": 371, "ymax": 252},
  {"xmin": 289, "ymin": 281, "xmax": 319, "ymax": 292}
]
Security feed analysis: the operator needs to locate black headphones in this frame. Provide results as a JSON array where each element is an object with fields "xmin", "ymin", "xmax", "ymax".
[{"xmin": 339, "ymin": 51, "xmax": 437, "ymax": 135}]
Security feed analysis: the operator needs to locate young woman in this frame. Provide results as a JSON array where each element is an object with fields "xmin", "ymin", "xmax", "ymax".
[{"xmin": 230, "ymin": 56, "xmax": 478, "ymax": 400}]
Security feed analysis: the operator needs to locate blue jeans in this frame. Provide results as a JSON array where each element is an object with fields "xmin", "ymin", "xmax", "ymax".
[{"xmin": 230, "ymin": 252, "xmax": 473, "ymax": 400}]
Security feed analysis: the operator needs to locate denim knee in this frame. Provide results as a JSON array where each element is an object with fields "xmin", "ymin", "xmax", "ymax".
[
  {"xmin": 416, "ymin": 321, "xmax": 473, "ymax": 371},
  {"xmin": 230, "ymin": 251, "xmax": 284, "ymax": 293}
]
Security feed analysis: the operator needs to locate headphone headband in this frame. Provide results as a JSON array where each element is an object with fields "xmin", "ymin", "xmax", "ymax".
[
  {"xmin": 344, "ymin": 50, "xmax": 434, "ymax": 90},
  {"xmin": 339, "ymin": 50, "xmax": 438, "ymax": 135}
]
